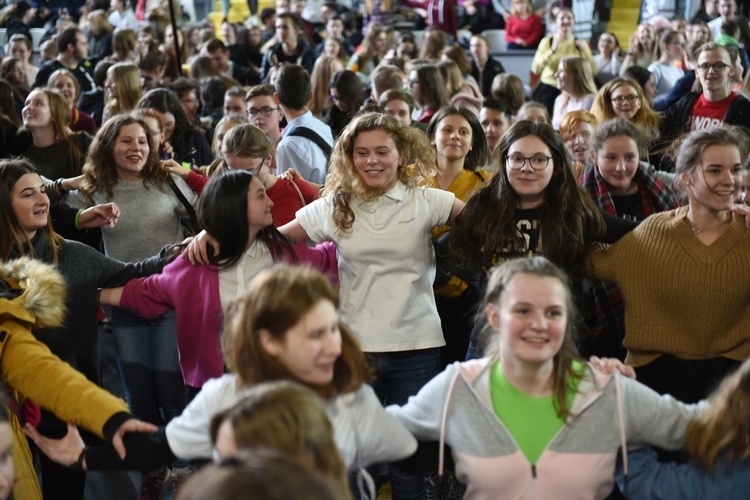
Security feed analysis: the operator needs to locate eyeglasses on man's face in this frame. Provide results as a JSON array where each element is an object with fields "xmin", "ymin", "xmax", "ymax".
[
  {"xmin": 247, "ymin": 107, "xmax": 280, "ymax": 117},
  {"xmin": 696, "ymin": 62, "xmax": 730, "ymax": 73}
]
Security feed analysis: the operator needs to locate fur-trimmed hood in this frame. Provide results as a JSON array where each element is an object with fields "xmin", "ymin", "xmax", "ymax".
[{"xmin": 0, "ymin": 258, "xmax": 66, "ymax": 328}]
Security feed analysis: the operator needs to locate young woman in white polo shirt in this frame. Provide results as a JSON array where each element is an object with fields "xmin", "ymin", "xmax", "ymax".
[{"xmin": 280, "ymin": 112, "xmax": 465, "ymax": 498}]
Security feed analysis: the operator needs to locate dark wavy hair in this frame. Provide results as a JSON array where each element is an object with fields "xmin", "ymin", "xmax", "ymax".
[
  {"xmin": 328, "ymin": 70, "xmax": 366, "ymax": 113},
  {"xmin": 427, "ymin": 105, "xmax": 490, "ymax": 171},
  {"xmin": 137, "ymin": 88, "xmax": 204, "ymax": 163},
  {"xmin": 448, "ymin": 120, "xmax": 605, "ymax": 277},
  {"xmin": 198, "ymin": 170, "xmax": 296, "ymax": 269},
  {"xmin": 413, "ymin": 64, "xmax": 449, "ymax": 111},
  {"xmin": 81, "ymin": 114, "xmax": 167, "ymax": 201}
]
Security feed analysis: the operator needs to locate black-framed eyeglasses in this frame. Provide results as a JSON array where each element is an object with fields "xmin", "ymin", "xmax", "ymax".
[
  {"xmin": 696, "ymin": 62, "xmax": 730, "ymax": 73},
  {"xmin": 247, "ymin": 107, "xmax": 280, "ymax": 117},
  {"xmin": 611, "ymin": 94, "xmax": 639, "ymax": 104},
  {"xmin": 224, "ymin": 156, "xmax": 266, "ymax": 173},
  {"xmin": 505, "ymin": 154, "xmax": 552, "ymax": 170}
]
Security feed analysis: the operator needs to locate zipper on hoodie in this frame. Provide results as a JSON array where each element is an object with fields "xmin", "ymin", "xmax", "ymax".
[{"xmin": 530, "ymin": 465, "xmax": 537, "ymax": 499}]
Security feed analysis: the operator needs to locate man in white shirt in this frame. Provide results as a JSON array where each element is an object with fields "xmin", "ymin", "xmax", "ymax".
[{"xmin": 274, "ymin": 64, "xmax": 333, "ymax": 185}]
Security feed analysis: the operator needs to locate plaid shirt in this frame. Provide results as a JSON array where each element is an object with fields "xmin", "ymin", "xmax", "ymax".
[{"xmin": 579, "ymin": 164, "xmax": 678, "ymax": 356}]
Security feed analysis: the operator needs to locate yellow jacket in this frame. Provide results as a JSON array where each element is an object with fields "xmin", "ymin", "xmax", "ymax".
[{"xmin": 0, "ymin": 258, "xmax": 129, "ymax": 500}]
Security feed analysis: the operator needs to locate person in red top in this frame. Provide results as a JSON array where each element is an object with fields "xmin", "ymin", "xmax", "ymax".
[
  {"xmin": 661, "ymin": 42, "xmax": 750, "ymax": 140},
  {"xmin": 504, "ymin": 0, "xmax": 543, "ymax": 49},
  {"xmin": 221, "ymin": 124, "xmax": 319, "ymax": 227}
]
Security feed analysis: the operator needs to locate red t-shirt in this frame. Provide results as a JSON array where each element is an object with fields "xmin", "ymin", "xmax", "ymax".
[
  {"xmin": 266, "ymin": 177, "xmax": 320, "ymax": 227},
  {"xmin": 687, "ymin": 92, "xmax": 738, "ymax": 131}
]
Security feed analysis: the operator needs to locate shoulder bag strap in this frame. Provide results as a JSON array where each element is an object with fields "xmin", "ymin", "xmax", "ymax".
[{"xmin": 166, "ymin": 177, "xmax": 197, "ymax": 220}]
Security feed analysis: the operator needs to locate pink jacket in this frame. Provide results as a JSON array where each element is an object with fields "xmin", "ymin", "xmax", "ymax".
[{"xmin": 119, "ymin": 243, "xmax": 337, "ymax": 388}]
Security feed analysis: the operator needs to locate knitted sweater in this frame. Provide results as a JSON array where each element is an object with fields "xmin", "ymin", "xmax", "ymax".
[{"xmin": 589, "ymin": 207, "xmax": 750, "ymax": 366}]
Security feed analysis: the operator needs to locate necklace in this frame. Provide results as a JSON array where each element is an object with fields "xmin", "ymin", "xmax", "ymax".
[{"xmin": 685, "ymin": 211, "xmax": 729, "ymax": 235}]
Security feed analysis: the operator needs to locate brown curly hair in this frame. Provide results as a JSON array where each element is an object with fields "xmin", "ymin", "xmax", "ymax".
[
  {"xmin": 81, "ymin": 114, "xmax": 168, "ymax": 201},
  {"xmin": 323, "ymin": 112, "xmax": 437, "ymax": 234}
]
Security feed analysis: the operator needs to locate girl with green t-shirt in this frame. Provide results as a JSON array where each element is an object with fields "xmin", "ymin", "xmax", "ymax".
[{"xmin": 388, "ymin": 256, "xmax": 701, "ymax": 499}]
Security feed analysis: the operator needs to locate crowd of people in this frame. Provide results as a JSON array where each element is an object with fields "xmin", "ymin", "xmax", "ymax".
[{"xmin": 1, "ymin": 0, "xmax": 750, "ymax": 498}]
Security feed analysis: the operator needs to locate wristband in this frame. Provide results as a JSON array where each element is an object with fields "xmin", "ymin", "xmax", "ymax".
[
  {"xmin": 72, "ymin": 446, "xmax": 87, "ymax": 470},
  {"xmin": 55, "ymin": 178, "xmax": 69, "ymax": 195}
]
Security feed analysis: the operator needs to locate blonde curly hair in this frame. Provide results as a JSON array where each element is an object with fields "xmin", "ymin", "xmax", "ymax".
[{"xmin": 323, "ymin": 112, "xmax": 437, "ymax": 234}]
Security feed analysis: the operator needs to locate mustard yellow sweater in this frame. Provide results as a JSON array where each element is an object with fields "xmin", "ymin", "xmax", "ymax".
[{"xmin": 589, "ymin": 208, "xmax": 750, "ymax": 367}]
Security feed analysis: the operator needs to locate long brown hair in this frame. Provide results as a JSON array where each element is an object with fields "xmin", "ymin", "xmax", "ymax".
[
  {"xmin": 448, "ymin": 120, "xmax": 605, "ymax": 277},
  {"xmin": 323, "ymin": 112, "xmax": 437, "ymax": 234},
  {"xmin": 684, "ymin": 358, "xmax": 750, "ymax": 470},
  {"xmin": 0, "ymin": 158, "xmax": 64, "ymax": 262},
  {"xmin": 589, "ymin": 77, "xmax": 660, "ymax": 132},
  {"xmin": 24, "ymin": 88, "xmax": 86, "ymax": 178},
  {"xmin": 484, "ymin": 256, "xmax": 583, "ymax": 419},
  {"xmin": 222, "ymin": 266, "xmax": 372, "ymax": 399},
  {"xmin": 81, "ymin": 114, "xmax": 167, "ymax": 201}
]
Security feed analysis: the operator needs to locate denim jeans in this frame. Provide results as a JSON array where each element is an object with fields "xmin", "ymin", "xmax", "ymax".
[
  {"xmin": 111, "ymin": 308, "xmax": 185, "ymax": 427},
  {"xmin": 368, "ymin": 348, "xmax": 441, "ymax": 500}
]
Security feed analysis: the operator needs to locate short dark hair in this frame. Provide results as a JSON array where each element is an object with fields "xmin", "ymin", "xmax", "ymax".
[
  {"xmin": 138, "ymin": 46, "xmax": 167, "ymax": 72},
  {"xmin": 327, "ymin": 14, "xmax": 343, "ymax": 24},
  {"xmin": 57, "ymin": 26, "xmax": 82, "ymax": 53},
  {"xmin": 260, "ymin": 7, "xmax": 276, "ymax": 23},
  {"xmin": 378, "ymin": 88, "xmax": 415, "ymax": 113},
  {"xmin": 205, "ymin": 38, "xmax": 228, "ymax": 54},
  {"xmin": 201, "ymin": 76, "xmax": 229, "ymax": 109},
  {"xmin": 169, "ymin": 77, "xmax": 200, "ymax": 95},
  {"xmin": 9, "ymin": 33, "xmax": 32, "ymax": 51},
  {"xmin": 225, "ymin": 86, "xmax": 246, "ymax": 99},
  {"xmin": 246, "ymin": 83, "xmax": 275, "ymax": 100},
  {"xmin": 481, "ymin": 98, "xmax": 512, "ymax": 118},
  {"xmin": 93, "ymin": 60, "xmax": 114, "ymax": 87},
  {"xmin": 721, "ymin": 19, "xmax": 739, "ymax": 36},
  {"xmin": 275, "ymin": 64, "xmax": 310, "ymax": 109}
]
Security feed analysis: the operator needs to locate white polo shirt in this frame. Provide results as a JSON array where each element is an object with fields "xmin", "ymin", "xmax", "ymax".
[{"xmin": 296, "ymin": 182, "xmax": 455, "ymax": 352}]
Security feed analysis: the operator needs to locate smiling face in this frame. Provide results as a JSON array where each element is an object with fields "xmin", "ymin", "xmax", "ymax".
[
  {"xmin": 598, "ymin": 33, "xmax": 616, "ymax": 57},
  {"xmin": 664, "ymin": 34, "xmax": 686, "ymax": 60},
  {"xmin": 22, "ymin": 90, "xmax": 53, "ymax": 130},
  {"xmin": 637, "ymin": 24, "xmax": 654, "ymax": 45},
  {"xmin": 488, "ymin": 273, "xmax": 568, "ymax": 370},
  {"xmin": 610, "ymin": 83, "xmax": 642, "ymax": 120},
  {"xmin": 563, "ymin": 121, "xmax": 594, "ymax": 164},
  {"xmin": 697, "ymin": 49, "xmax": 734, "ymax": 96},
  {"xmin": 52, "ymin": 74, "xmax": 77, "ymax": 107},
  {"xmin": 686, "ymin": 144, "xmax": 742, "ymax": 213},
  {"xmin": 10, "ymin": 41, "xmax": 31, "ymax": 65},
  {"xmin": 352, "ymin": 128, "xmax": 402, "ymax": 194},
  {"xmin": 596, "ymin": 135, "xmax": 640, "ymax": 196},
  {"xmin": 11, "ymin": 173, "xmax": 49, "ymax": 240},
  {"xmin": 113, "ymin": 123, "xmax": 150, "ymax": 181},
  {"xmin": 0, "ymin": 422, "xmax": 12, "ymax": 500},
  {"xmin": 506, "ymin": 135, "xmax": 555, "ymax": 208},
  {"xmin": 261, "ymin": 299, "xmax": 342, "ymax": 387},
  {"xmin": 432, "ymin": 114, "xmax": 473, "ymax": 164},
  {"xmin": 246, "ymin": 175, "xmax": 274, "ymax": 234}
]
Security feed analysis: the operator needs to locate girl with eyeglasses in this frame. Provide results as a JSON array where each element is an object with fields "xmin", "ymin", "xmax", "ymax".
[
  {"xmin": 447, "ymin": 120, "xmax": 636, "ymax": 358},
  {"xmin": 590, "ymin": 77, "xmax": 661, "ymax": 136},
  {"xmin": 327, "ymin": 70, "xmax": 366, "ymax": 138},
  {"xmin": 648, "ymin": 30, "xmax": 686, "ymax": 104}
]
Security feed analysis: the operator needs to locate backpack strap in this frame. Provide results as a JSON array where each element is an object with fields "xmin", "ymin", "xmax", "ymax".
[{"xmin": 287, "ymin": 127, "xmax": 333, "ymax": 160}]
